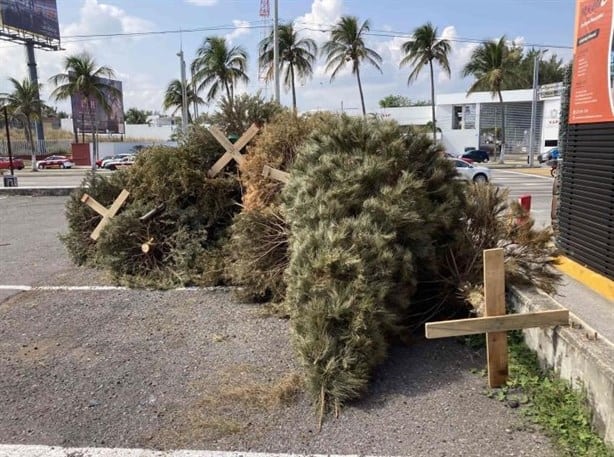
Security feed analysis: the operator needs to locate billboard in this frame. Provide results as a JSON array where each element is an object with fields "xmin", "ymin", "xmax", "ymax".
[
  {"xmin": 0, "ymin": 0, "xmax": 60, "ymax": 40},
  {"xmin": 71, "ymin": 77, "xmax": 125, "ymax": 135},
  {"xmin": 569, "ymin": 0, "xmax": 614, "ymax": 123}
]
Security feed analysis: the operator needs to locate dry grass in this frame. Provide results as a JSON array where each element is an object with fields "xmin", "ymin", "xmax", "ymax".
[{"xmin": 148, "ymin": 366, "xmax": 304, "ymax": 449}]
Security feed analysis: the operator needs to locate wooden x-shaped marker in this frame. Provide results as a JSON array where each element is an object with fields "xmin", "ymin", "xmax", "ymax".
[
  {"xmin": 208, "ymin": 123, "xmax": 259, "ymax": 178},
  {"xmin": 262, "ymin": 165, "xmax": 290, "ymax": 184},
  {"xmin": 80, "ymin": 189, "xmax": 130, "ymax": 240},
  {"xmin": 425, "ymin": 248, "xmax": 569, "ymax": 387}
]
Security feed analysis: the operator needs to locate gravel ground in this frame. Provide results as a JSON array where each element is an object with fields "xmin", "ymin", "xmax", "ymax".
[{"xmin": 0, "ymin": 196, "xmax": 560, "ymax": 456}]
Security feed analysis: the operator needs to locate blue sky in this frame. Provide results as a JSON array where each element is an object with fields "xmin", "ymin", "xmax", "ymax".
[{"xmin": 0, "ymin": 0, "xmax": 576, "ymax": 115}]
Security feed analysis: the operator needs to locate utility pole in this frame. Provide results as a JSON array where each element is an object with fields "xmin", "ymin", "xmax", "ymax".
[
  {"xmin": 177, "ymin": 49, "xmax": 189, "ymax": 131},
  {"xmin": 528, "ymin": 53, "xmax": 540, "ymax": 167},
  {"xmin": 273, "ymin": 0, "xmax": 280, "ymax": 103},
  {"xmin": 26, "ymin": 41, "xmax": 45, "ymax": 165}
]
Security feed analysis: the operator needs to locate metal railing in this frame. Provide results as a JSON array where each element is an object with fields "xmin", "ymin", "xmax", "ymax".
[{"xmin": 0, "ymin": 139, "xmax": 71, "ymax": 157}]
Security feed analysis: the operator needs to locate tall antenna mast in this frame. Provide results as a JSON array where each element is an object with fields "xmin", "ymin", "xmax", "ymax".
[{"xmin": 259, "ymin": 0, "xmax": 269, "ymax": 17}]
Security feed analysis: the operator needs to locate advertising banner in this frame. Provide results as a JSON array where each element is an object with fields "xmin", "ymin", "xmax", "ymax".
[
  {"xmin": 71, "ymin": 77, "xmax": 125, "ymax": 135},
  {"xmin": 570, "ymin": 0, "xmax": 614, "ymax": 123},
  {"xmin": 0, "ymin": 0, "xmax": 60, "ymax": 40}
]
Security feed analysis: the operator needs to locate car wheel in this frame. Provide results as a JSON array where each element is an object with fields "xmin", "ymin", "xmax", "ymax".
[
  {"xmin": 108, "ymin": 165, "xmax": 116, "ymax": 171},
  {"xmin": 38, "ymin": 163, "xmax": 45, "ymax": 169},
  {"xmin": 473, "ymin": 174, "xmax": 488, "ymax": 183},
  {"xmin": 60, "ymin": 163, "xmax": 65, "ymax": 169}
]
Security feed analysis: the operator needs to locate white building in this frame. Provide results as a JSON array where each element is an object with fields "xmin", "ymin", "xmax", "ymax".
[{"xmin": 376, "ymin": 85, "xmax": 562, "ymax": 157}]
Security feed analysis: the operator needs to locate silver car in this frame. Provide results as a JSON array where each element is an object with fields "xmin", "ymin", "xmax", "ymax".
[{"xmin": 450, "ymin": 158, "xmax": 490, "ymax": 183}]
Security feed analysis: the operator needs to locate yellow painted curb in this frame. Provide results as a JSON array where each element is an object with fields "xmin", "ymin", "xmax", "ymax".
[
  {"xmin": 513, "ymin": 168, "xmax": 553, "ymax": 177},
  {"xmin": 556, "ymin": 256, "xmax": 614, "ymax": 301}
]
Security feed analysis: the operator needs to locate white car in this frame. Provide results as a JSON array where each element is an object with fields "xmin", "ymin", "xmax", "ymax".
[
  {"xmin": 450, "ymin": 158, "xmax": 490, "ymax": 183},
  {"xmin": 104, "ymin": 155, "xmax": 136, "ymax": 170}
]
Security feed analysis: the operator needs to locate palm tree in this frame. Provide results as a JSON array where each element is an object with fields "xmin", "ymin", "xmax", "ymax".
[
  {"xmin": 162, "ymin": 79, "xmax": 204, "ymax": 123},
  {"xmin": 259, "ymin": 23, "xmax": 317, "ymax": 112},
  {"xmin": 191, "ymin": 36, "xmax": 249, "ymax": 107},
  {"xmin": 400, "ymin": 22, "xmax": 451, "ymax": 141},
  {"xmin": 462, "ymin": 37, "xmax": 523, "ymax": 161},
  {"xmin": 322, "ymin": 16, "xmax": 383, "ymax": 117},
  {"xmin": 49, "ymin": 52, "xmax": 120, "ymax": 157},
  {"xmin": 2, "ymin": 78, "xmax": 45, "ymax": 171}
]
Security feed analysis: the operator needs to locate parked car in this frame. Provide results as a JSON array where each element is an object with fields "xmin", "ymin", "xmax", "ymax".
[
  {"xmin": 36, "ymin": 155, "xmax": 75, "ymax": 169},
  {"xmin": 538, "ymin": 147, "xmax": 560, "ymax": 164},
  {"xmin": 450, "ymin": 158, "xmax": 491, "ymax": 183},
  {"xmin": 461, "ymin": 149, "xmax": 490, "ymax": 163},
  {"xmin": 0, "ymin": 156, "xmax": 24, "ymax": 170},
  {"xmin": 105, "ymin": 155, "xmax": 136, "ymax": 170},
  {"xmin": 97, "ymin": 153, "xmax": 132, "ymax": 168}
]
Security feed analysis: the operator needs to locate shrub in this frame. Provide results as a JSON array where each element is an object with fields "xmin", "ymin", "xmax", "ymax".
[{"xmin": 61, "ymin": 130, "xmax": 241, "ymax": 287}]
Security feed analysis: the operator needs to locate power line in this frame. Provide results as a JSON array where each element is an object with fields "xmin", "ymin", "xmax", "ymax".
[{"xmin": 1, "ymin": 19, "xmax": 572, "ymax": 50}]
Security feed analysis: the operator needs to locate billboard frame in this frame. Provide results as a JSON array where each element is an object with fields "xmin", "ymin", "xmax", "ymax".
[{"xmin": 0, "ymin": 0, "xmax": 60, "ymax": 50}]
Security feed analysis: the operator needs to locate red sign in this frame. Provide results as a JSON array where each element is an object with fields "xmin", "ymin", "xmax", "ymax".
[{"xmin": 570, "ymin": 0, "xmax": 614, "ymax": 123}]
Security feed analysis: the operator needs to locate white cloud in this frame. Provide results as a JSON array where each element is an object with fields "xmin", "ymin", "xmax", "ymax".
[
  {"xmin": 224, "ymin": 20, "xmax": 251, "ymax": 45},
  {"xmin": 294, "ymin": 0, "xmax": 343, "ymax": 44},
  {"xmin": 185, "ymin": 0, "xmax": 218, "ymax": 5},
  {"xmin": 63, "ymin": 0, "xmax": 152, "ymax": 38}
]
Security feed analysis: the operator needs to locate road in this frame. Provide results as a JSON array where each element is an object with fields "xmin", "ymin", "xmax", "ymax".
[
  {"xmin": 3, "ymin": 168, "xmax": 110, "ymax": 188},
  {"xmin": 490, "ymin": 169, "xmax": 554, "ymax": 228},
  {"xmin": 3, "ymin": 167, "xmax": 555, "ymax": 226}
]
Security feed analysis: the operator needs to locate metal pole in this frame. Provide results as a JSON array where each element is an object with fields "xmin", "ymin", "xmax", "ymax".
[
  {"xmin": 528, "ymin": 54, "xmax": 540, "ymax": 167},
  {"xmin": 273, "ymin": 0, "xmax": 280, "ymax": 103},
  {"xmin": 25, "ymin": 41, "xmax": 45, "ymax": 154},
  {"xmin": 191, "ymin": 66, "xmax": 198, "ymax": 121},
  {"xmin": 177, "ymin": 50, "xmax": 189, "ymax": 131},
  {"xmin": 3, "ymin": 106, "xmax": 14, "ymax": 176}
]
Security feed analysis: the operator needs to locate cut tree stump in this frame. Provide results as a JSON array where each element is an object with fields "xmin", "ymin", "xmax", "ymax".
[{"xmin": 425, "ymin": 248, "xmax": 569, "ymax": 388}]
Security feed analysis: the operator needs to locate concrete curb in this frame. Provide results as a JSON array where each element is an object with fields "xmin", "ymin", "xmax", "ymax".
[
  {"xmin": 509, "ymin": 286, "xmax": 614, "ymax": 445},
  {"xmin": 0, "ymin": 187, "xmax": 75, "ymax": 196}
]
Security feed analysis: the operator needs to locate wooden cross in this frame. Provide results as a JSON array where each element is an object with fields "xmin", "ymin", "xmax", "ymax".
[
  {"xmin": 262, "ymin": 165, "xmax": 290, "ymax": 184},
  {"xmin": 80, "ymin": 189, "xmax": 130, "ymax": 241},
  {"xmin": 207, "ymin": 123, "xmax": 259, "ymax": 178},
  {"xmin": 425, "ymin": 248, "xmax": 569, "ymax": 388}
]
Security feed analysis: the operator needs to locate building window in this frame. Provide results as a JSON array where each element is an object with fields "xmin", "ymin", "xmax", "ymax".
[{"xmin": 452, "ymin": 104, "xmax": 476, "ymax": 130}]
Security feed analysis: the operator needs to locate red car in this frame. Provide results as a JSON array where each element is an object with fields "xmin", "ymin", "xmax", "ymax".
[
  {"xmin": 0, "ymin": 156, "xmax": 24, "ymax": 170},
  {"xmin": 36, "ymin": 155, "xmax": 75, "ymax": 169}
]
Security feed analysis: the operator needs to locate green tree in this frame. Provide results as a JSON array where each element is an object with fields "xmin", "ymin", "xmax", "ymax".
[
  {"xmin": 378, "ymin": 94, "xmax": 413, "ymax": 108},
  {"xmin": 462, "ymin": 37, "xmax": 524, "ymax": 161},
  {"xmin": 49, "ymin": 52, "xmax": 120, "ymax": 159},
  {"xmin": 518, "ymin": 49, "xmax": 565, "ymax": 88},
  {"xmin": 1, "ymin": 77, "xmax": 45, "ymax": 171},
  {"xmin": 322, "ymin": 16, "xmax": 383, "ymax": 117},
  {"xmin": 191, "ymin": 36, "xmax": 249, "ymax": 106},
  {"xmin": 162, "ymin": 79, "xmax": 203, "ymax": 123},
  {"xmin": 259, "ymin": 23, "xmax": 317, "ymax": 112},
  {"xmin": 124, "ymin": 107, "xmax": 148, "ymax": 124},
  {"xmin": 400, "ymin": 22, "xmax": 451, "ymax": 141}
]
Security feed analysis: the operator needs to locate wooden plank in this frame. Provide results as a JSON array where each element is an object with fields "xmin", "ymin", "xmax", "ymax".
[
  {"xmin": 425, "ymin": 310, "xmax": 569, "ymax": 338},
  {"xmin": 208, "ymin": 152, "xmax": 233, "ymax": 178},
  {"xmin": 483, "ymin": 248, "xmax": 508, "ymax": 388},
  {"xmin": 262, "ymin": 165, "xmax": 290, "ymax": 184},
  {"xmin": 80, "ymin": 194, "xmax": 108, "ymax": 216},
  {"xmin": 89, "ymin": 190, "xmax": 129, "ymax": 241},
  {"xmin": 208, "ymin": 126, "xmax": 235, "ymax": 152},
  {"xmin": 233, "ymin": 123, "xmax": 259, "ymax": 151}
]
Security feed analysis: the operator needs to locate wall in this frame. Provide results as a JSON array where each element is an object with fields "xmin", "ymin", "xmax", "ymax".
[
  {"xmin": 98, "ymin": 141, "xmax": 177, "ymax": 157},
  {"xmin": 540, "ymin": 97, "xmax": 562, "ymax": 153},
  {"xmin": 60, "ymin": 119, "xmax": 175, "ymax": 141}
]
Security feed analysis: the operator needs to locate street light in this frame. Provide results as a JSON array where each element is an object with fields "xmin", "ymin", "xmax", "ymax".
[{"xmin": 2, "ymin": 105, "xmax": 15, "ymax": 176}]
